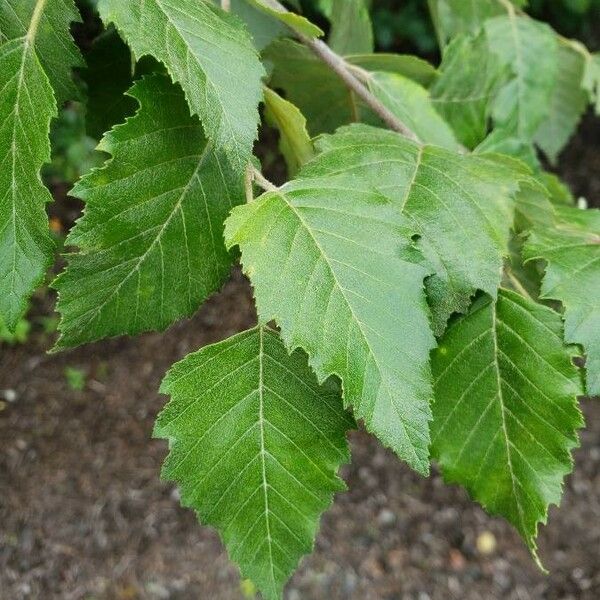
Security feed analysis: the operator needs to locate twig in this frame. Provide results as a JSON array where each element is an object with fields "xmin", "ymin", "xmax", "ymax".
[
  {"xmin": 297, "ymin": 36, "xmax": 420, "ymax": 142},
  {"xmin": 506, "ymin": 268, "xmax": 534, "ymax": 301},
  {"xmin": 262, "ymin": 0, "xmax": 421, "ymax": 143},
  {"xmin": 244, "ymin": 164, "xmax": 255, "ymax": 202},
  {"xmin": 251, "ymin": 165, "xmax": 278, "ymax": 193}
]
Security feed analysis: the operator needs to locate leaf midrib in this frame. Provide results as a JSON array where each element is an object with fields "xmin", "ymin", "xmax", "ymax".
[
  {"xmin": 68, "ymin": 140, "xmax": 215, "ymax": 330},
  {"xmin": 257, "ymin": 326, "xmax": 277, "ymax": 592},
  {"xmin": 272, "ymin": 189, "xmax": 427, "ymax": 471},
  {"xmin": 150, "ymin": 0, "xmax": 248, "ymax": 168},
  {"xmin": 490, "ymin": 298, "xmax": 529, "ymax": 540}
]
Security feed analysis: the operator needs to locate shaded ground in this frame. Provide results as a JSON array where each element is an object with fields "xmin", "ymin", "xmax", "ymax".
[
  {"xmin": 2, "ymin": 119, "xmax": 600, "ymax": 600},
  {"xmin": 1, "ymin": 270, "xmax": 599, "ymax": 600}
]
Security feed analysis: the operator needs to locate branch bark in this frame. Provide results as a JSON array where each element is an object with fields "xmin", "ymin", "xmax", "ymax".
[
  {"xmin": 296, "ymin": 35, "xmax": 420, "ymax": 142},
  {"xmin": 261, "ymin": 0, "xmax": 421, "ymax": 143},
  {"xmin": 251, "ymin": 165, "xmax": 278, "ymax": 193}
]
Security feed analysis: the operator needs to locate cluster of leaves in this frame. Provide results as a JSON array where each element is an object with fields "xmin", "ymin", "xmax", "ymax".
[{"xmin": 1, "ymin": 0, "xmax": 599, "ymax": 598}]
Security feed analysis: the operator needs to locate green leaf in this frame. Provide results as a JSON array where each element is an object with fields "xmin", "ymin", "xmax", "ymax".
[
  {"xmin": 82, "ymin": 27, "xmax": 137, "ymax": 140},
  {"xmin": 427, "ymin": 0, "xmax": 504, "ymax": 47},
  {"xmin": 305, "ymin": 124, "xmax": 520, "ymax": 334},
  {"xmin": 503, "ymin": 236, "xmax": 544, "ymax": 301},
  {"xmin": 539, "ymin": 172, "xmax": 576, "ymax": 207},
  {"xmin": 513, "ymin": 179, "xmax": 555, "ymax": 233},
  {"xmin": 244, "ymin": 0, "xmax": 323, "ymax": 38},
  {"xmin": 225, "ymin": 138, "xmax": 436, "ymax": 474},
  {"xmin": 316, "ymin": 0, "xmax": 373, "ymax": 55},
  {"xmin": 97, "ymin": 0, "xmax": 265, "ymax": 170},
  {"xmin": 431, "ymin": 289, "xmax": 584, "ymax": 564},
  {"xmin": 534, "ymin": 42, "xmax": 588, "ymax": 163},
  {"xmin": 475, "ymin": 127, "xmax": 539, "ymax": 171},
  {"xmin": 264, "ymin": 39, "xmax": 375, "ymax": 135},
  {"xmin": 264, "ymin": 39, "xmax": 437, "ymax": 136},
  {"xmin": 54, "ymin": 74, "xmax": 243, "ymax": 348},
  {"xmin": 0, "ymin": 0, "xmax": 84, "ymax": 104},
  {"xmin": 582, "ymin": 51, "xmax": 600, "ymax": 114},
  {"xmin": 347, "ymin": 53, "xmax": 437, "ymax": 87},
  {"xmin": 368, "ymin": 71, "xmax": 461, "ymax": 150},
  {"xmin": 430, "ymin": 33, "xmax": 507, "ymax": 148},
  {"xmin": 228, "ymin": 0, "xmax": 287, "ymax": 50},
  {"xmin": 0, "ymin": 0, "xmax": 81, "ymax": 330},
  {"xmin": 156, "ymin": 326, "xmax": 354, "ymax": 600},
  {"xmin": 485, "ymin": 14, "xmax": 558, "ymax": 139},
  {"xmin": 525, "ymin": 206, "xmax": 600, "ymax": 395},
  {"xmin": 475, "ymin": 153, "xmax": 554, "ymax": 232},
  {"xmin": 264, "ymin": 87, "xmax": 314, "ymax": 177}
]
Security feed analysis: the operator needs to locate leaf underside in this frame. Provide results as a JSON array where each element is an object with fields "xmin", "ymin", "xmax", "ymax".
[
  {"xmin": 368, "ymin": 71, "xmax": 461, "ymax": 150},
  {"xmin": 430, "ymin": 33, "xmax": 506, "ymax": 149},
  {"xmin": 485, "ymin": 14, "xmax": 558, "ymax": 140},
  {"xmin": 156, "ymin": 326, "xmax": 354, "ymax": 600}
]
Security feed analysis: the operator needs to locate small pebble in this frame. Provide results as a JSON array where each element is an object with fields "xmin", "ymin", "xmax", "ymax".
[
  {"xmin": 1, "ymin": 389, "xmax": 17, "ymax": 402},
  {"xmin": 476, "ymin": 531, "xmax": 497, "ymax": 555},
  {"xmin": 378, "ymin": 509, "xmax": 396, "ymax": 527}
]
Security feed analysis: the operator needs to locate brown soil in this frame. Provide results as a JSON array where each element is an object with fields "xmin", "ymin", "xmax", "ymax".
[{"xmin": 2, "ymin": 121, "xmax": 600, "ymax": 600}]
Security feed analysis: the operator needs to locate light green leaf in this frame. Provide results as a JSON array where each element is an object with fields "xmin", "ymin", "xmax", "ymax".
[
  {"xmin": 0, "ymin": 0, "xmax": 84, "ymax": 104},
  {"xmin": 244, "ymin": 0, "xmax": 323, "ymax": 38},
  {"xmin": 475, "ymin": 153, "xmax": 554, "ymax": 232},
  {"xmin": 316, "ymin": 0, "xmax": 373, "ymax": 55},
  {"xmin": 475, "ymin": 127, "xmax": 539, "ymax": 171},
  {"xmin": 534, "ymin": 42, "xmax": 588, "ymax": 163},
  {"xmin": 513, "ymin": 179, "xmax": 555, "ymax": 233},
  {"xmin": 485, "ymin": 14, "xmax": 558, "ymax": 139},
  {"xmin": 264, "ymin": 87, "xmax": 314, "ymax": 177},
  {"xmin": 503, "ymin": 236, "xmax": 544, "ymax": 301},
  {"xmin": 525, "ymin": 206, "xmax": 600, "ymax": 395},
  {"xmin": 210, "ymin": 0, "xmax": 288, "ymax": 51},
  {"xmin": 347, "ymin": 53, "xmax": 437, "ymax": 87},
  {"xmin": 306, "ymin": 124, "xmax": 520, "ymax": 334},
  {"xmin": 367, "ymin": 71, "xmax": 461, "ymax": 150},
  {"xmin": 431, "ymin": 33, "xmax": 507, "ymax": 148},
  {"xmin": 539, "ymin": 172, "xmax": 576, "ymax": 207},
  {"xmin": 156, "ymin": 326, "xmax": 354, "ymax": 600},
  {"xmin": 0, "ymin": 0, "xmax": 81, "ymax": 330},
  {"xmin": 582, "ymin": 51, "xmax": 600, "ymax": 113},
  {"xmin": 432, "ymin": 289, "xmax": 583, "ymax": 564},
  {"xmin": 54, "ymin": 75, "xmax": 243, "ymax": 348},
  {"xmin": 263, "ymin": 39, "xmax": 377, "ymax": 135},
  {"xmin": 98, "ymin": 0, "xmax": 265, "ymax": 170},
  {"xmin": 225, "ymin": 138, "xmax": 436, "ymax": 474},
  {"xmin": 427, "ymin": 0, "xmax": 504, "ymax": 47}
]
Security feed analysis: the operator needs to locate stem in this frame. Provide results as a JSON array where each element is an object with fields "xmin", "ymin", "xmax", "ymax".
[
  {"xmin": 262, "ymin": 0, "xmax": 420, "ymax": 142},
  {"xmin": 244, "ymin": 164, "xmax": 255, "ymax": 203},
  {"xmin": 251, "ymin": 165, "xmax": 278, "ymax": 193},
  {"xmin": 298, "ymin": 36, "xmax": 420, "ymax": 142},
  {"xmin": 506, "ymin": 268, "xmax": 533, "ymax": 301},
  {"xmin": 27, "ymin": 0, "xmax": 49, "ymax": 43}
]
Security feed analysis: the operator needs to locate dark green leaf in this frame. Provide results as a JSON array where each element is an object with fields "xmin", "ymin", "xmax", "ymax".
[
  {"xmin": 156, "ymin": 326, "xmax": 354, "ymax": 600},
  {"xmin": 54, "ymin": 75, "xmax": 243, "ymax": 348}
]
